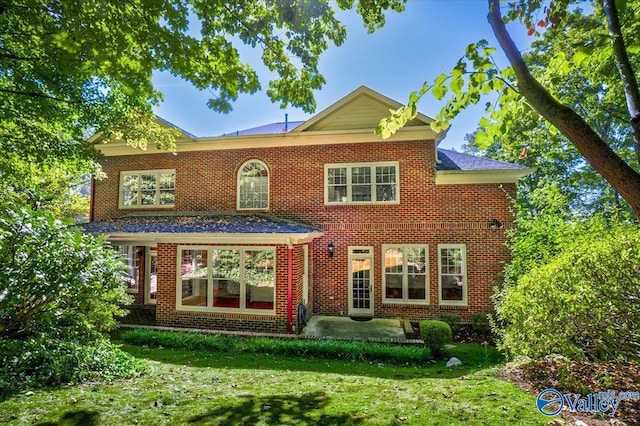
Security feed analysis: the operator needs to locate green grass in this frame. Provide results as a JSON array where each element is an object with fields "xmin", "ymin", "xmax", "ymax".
[{"xmin": 0, "ymin": 338, "xmax": 550, "ymax": 425}]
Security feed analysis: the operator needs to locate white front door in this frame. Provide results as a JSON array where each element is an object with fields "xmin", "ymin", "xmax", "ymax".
[{"xmin": 348, "ymin": 246, "xmax": 374, "ymax": 317}]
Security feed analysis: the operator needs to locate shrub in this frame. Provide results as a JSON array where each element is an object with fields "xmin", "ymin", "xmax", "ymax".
[
  {"xmin": 419, "ymin": 320, "xmax": 452, "ymax": 358},
  {"xmin": 496, "ymin": 220, "xmax": 640, "ymax": 362},
  {"xmin": 121, "ymin": 329, "xmax": 433, "ymax": 365},
  {"xmin": 0, "ymin": 207, "xmax": 144, "ymax": 390},
  {"xmin": 439, "ymin": 313, "xmax": 462, "ymax": 332},
  {"xmin": 471, "ymin": 313, "xmax": 491, "ymax": 333}
]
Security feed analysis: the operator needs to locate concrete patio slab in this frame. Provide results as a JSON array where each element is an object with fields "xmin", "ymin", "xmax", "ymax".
[{"xmin": 300, "ymin": 315, "xmax": 406, "ymax": 341}]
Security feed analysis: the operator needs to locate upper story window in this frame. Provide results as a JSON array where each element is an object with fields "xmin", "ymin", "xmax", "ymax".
[
  {"xmin": 119, "ymin": 169, "xmax": 175, "ymax": 209},
  {"xmin": 238, "ymin": 160, "xmax": 269, "ymax": 210},
  {"xmin": 325, "ymin": 162, "xmax": 399, "ymax": 205}
]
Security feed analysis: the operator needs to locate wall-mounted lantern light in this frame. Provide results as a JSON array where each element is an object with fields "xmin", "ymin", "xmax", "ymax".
[
  {"xmin": 328, "ymin": 242, "xmax": 335, "ymax": 258},
  {"xmin": 489, "ymin": 218, "xmax": 503, "ymax": 229}
]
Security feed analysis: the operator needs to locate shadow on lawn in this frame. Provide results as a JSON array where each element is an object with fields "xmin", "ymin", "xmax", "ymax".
[
  {"xmin": 188, "ymin": 391, "xmax": 361, "ymax": 425},
  {"xmin": 36, "ymin": 409, "xmax": 99, "ymax": 426},
  {"xmin": 121, "ymin": 344, "xmax": 500, "ymax": 381}
]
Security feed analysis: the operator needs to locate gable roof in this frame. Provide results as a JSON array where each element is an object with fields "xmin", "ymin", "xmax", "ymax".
[{"xmin": 294, "ymin": 86, "xmax": 436, "ymax": 134}]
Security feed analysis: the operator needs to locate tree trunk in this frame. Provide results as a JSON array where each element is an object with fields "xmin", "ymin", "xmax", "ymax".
[
  {"xmin": 487, "ymin": 0, "xmax": 640, "ymax": 218},
  {"xmin": 601, "ymin": 0, "xmax": 640, "ymax": 164}
]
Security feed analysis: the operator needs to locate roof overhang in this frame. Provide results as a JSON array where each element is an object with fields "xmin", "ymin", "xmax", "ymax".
[
  {"xmin": 96, "ymin": 126, "xmax": 434, "ymax": 157},
  {"xmin": 435, "ymin": 168, "xmax": 535, "ymax": 185},
  {"xmin": 104, "ymin": 231, "xmax": 324, "ymax": 246}
]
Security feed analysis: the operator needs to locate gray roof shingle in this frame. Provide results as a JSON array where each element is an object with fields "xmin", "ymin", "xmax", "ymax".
[
  {"xmin": 222, "ymin": 121, "xmax": 305, "ymax": 136},
  {"xmin": 436, "ymin": 148, "xmax": 526, "ymax": 171},
  {"xmin": 81, "ymin": 212, "xmax": 320, "ymax": 235}
]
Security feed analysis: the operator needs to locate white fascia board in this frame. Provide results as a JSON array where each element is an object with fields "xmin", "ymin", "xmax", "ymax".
[
  {"xmin": 105, "ymin": 231, "xmax": 324, "ymax": 245},
  {"xmin": 435, "ymin": 168, "xmax": 534, "ymax": 184},
  {"xmin": 96, "ymin": 126, "xmax": 435, "ymax": 157}
]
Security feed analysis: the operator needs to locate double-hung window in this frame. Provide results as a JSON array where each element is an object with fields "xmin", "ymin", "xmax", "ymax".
[
  {"xmin": 438, "ymin": 244, "xmax": 467, "ymax": 305},
  {"xmin": 115, "ymin": 245, "xmax": 140, "ymax": 293},
  {"xmin": 120, "ymin": 169, "xmax": 175, "ymax": 208},
  {"xmin": 382, "ymin": 245, "xmax": 429, "ymax": 304},
  {"xmin": 325, "ymin": 162, "xmax": 399, "ymax": 205}
]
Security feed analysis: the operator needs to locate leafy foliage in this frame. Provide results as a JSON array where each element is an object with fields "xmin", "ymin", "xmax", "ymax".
[
  {"xmin": 0, "ymin": 207, "xmax": 144, "ymax": 390},
  {"xmin": 494, "ymin": 213, "xmax": 640, "ymax": 362},
  {"xmin": 419, "ymin": 320, "xmax": 452, "ymax": 358},
  {"xmin": 471, "ymin": 313, "xmax": 491, "ymax": 333},
  {"xmin": 121, "ymin": 328, "xmax": 433, "ymax": 365},
  {"xmin": 439, "ymin": 313, "xmax": 462, "ymax": 332}
]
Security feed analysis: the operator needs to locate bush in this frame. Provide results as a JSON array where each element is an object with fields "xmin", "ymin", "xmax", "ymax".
[
  {"xmin": 496, "ymin": 219, "xmax": 640, "ymax": 362},
  {"xmin": 0, "ymin": 207, "xmax": 143, "ymax": 389},
  {"xmin": 471, "ymin": 313, "xmax": 491, "ymax": 333},
  {"xmin": 439, "ymin": 313, "xmax": 462, "ymax": 332},
  {"xmin": 419, "ymin": 320, "xmax": 452, "ymax": 358},
  {"xmin": 121, "ymin": 329, "xmax": 433, "ymax": 365}
]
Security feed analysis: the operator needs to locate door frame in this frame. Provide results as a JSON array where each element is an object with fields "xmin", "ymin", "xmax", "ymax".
[
  {"xmin": 347, "ymin": 246, "xmax": 374, "ymax": 317},
  {"xmin": 144, "ymin": 248, "xmax": 158, "ymax": 304}
]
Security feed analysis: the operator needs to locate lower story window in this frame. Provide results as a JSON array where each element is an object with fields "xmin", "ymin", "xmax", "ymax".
[
  {"xmin": 382, "ymin": 245, "xmax": 429, "ymax": 304},
  {"xmin": 116, "ymin": 245, "xmax": 140, "ymax": 293},
  {"xmin": 177, "ymin": 246, "xmax": 275, "ymax": 313},
  {"xmin": 438, "ymin": 244, "xmax": 467, "ymax": 305}
]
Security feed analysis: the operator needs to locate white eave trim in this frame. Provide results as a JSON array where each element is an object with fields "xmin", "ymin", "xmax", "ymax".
[
  {"xmin": 435, "ymin": 168, "xmax": 534, "ymax": 185},
  {"xmin": 96, "ymin": 126, "xmax": 436, "ymax": 157},
  {"xmin": 104, "ymin": 231, "xmax": 324, "ymax": 245}
]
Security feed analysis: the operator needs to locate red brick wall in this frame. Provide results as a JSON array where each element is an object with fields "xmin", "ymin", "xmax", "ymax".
[{"xmin": 96, "ymin": 139, "xmax": 516, "ymax": 328}]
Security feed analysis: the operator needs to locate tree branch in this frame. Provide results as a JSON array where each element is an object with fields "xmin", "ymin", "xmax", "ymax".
[
  {"xmin": 601, "ymin": 0, "xmax": 640, "ymax": 163},
  {"xmin": 487, "ymin": 0, "xmax": 640, "ymax": 217},
  {"xmin": 0, "ymin": 87, "xmax": 74, "ymax": 104}
]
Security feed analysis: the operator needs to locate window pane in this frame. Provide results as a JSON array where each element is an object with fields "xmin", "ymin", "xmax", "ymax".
[
  {"xmin": 441, "ymin": 275, "xmax": 464, "ymax": 301},
  {"xmin": 351, "ymin": 167, "xmax": 371, "ymax": 184},
  {"xmin": 384, "ymin": 248, "xmax": 403, "ymax": 299},
  {"xmin": 352, "ymin": 185, "xmax": 372, "ymax": 202},
  {"xmin": 122, "ymin": 174, "xmax": 139, "ymax": 191},
  {"xmin": 159, "ymin": 190, "xmax": 175, "ymax": 205},
  {"xmin": 159, "ymin": 173, "xmax": 175, "ymax": 189},
  {"xmin": 376, "ymin": 166, "xmax": 396, "ymax": 183},
  {"xmin": 141, "ymin": 190, "xmax": 156, "ymax": 205},
  {"xmin": 239, "ymin": 162, "xmax": 269, "ymax": 209},
  {"xmin": 180, "ymin": 249, "xmax": 208, "ymax": 307},
  {"xmin": 376, "ymin": 184, "xmax": 396, "ymax": 202},
  {"xmin": 117, "ymin": 245, "xmax": 139, "ymax": 292},
  {"xmin": 212, "ymin": 249, "xmax": 241, "ymax": 308},
  {"xmin": 245, "ymin": 250, "xmax": 274, "ymax": 310},
  {"xmin": 328, "ymin": 167, "xmax": 347, "ymax": 185},
  {"xmin": 140, "ymin": 174, "xmax": 157, "ymax": 190},
  {"xmin": 408, "ymin": 274, "xmax": 426, "ymax": 300},
  {"xmin": 122, "ymin": 191, "xmax": 138, "ymax": 206}
]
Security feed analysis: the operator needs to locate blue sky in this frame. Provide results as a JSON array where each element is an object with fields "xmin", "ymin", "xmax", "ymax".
[{"xmin": 152, "ymin": 1, "xmax": 530, "ymax": 150}]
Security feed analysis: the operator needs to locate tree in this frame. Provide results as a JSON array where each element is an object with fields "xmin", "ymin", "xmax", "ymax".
[
  {"xmin": 377, "ymin": 0, "xmax": 640, "ymax": 217},
  {"xmin": 0, "ymin": 0, "xmax": 404, "ymax": 181}
]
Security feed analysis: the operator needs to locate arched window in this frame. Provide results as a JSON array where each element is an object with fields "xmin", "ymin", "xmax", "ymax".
[{"xmin": 238, "ymin": 160, "xmax": 269, "ymax": 210}]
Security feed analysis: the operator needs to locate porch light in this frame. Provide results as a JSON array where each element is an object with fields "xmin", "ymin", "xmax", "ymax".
[
  {"xmin": 489, "ymin": 218, "xmax": 503, "ymax": 229},
  {"xmin": 328, "ymin": 242, "xmax": 335, "ymax": 258}
]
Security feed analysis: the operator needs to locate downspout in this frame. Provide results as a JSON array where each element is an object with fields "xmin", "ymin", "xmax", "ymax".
[
  {"xmin": 286, "ymin": 238, "xmax": 293, "ymax": 334},
  {"xmin": 89, "ymin": 176, "xmax": 96, "ymax": 222}
]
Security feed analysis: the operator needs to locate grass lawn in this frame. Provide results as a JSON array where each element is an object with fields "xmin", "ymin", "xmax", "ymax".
[{"xmin": 0, "ymin": 342, "xmax": 550, "ymax": 425}]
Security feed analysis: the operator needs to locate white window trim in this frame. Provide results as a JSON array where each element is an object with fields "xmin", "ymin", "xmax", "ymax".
[
  {"xmin": 237, "ymin": 159, "xmax": 270, "ymax": 211},
  {"xmin": 381, "ymin": 244, "xmax": 429, "ymax": 305},
  {"xmin": 437, "ymin": 244, "xmax": 468, "ymax": 306},
  {"xmin": 175, "ymin": 245, "xmax": 276, "ymax": 315},
  {"xmin": 145, "ymin": 248, "xmax": 157, "ymax": 305},
  {"xmin": 324, "ymin": 161, "xmax": 400, "ymax": 205},
  {"xmin": 119, "ymin": 169, "xmax": 176, "ymax": 209}
]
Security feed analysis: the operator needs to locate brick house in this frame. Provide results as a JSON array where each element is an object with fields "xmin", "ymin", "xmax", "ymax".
[{"xmin": 84, "ymin": 86, "xmax": 532, "ymax": 334}]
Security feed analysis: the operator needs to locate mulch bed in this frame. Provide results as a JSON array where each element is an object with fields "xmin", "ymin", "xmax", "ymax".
[
  {"xmin": 409, "ymin": 322, "xmax": 493, "ymax": 344},
  {"xmin": 502, "ymin": 357, "xmax": 640, "ymax": 425}
]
